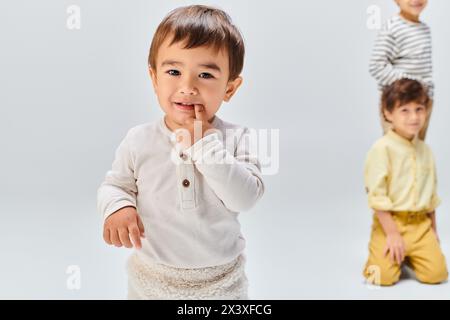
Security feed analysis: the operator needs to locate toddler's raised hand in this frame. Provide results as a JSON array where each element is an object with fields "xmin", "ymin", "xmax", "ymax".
[
  {"xmin": 103, "ymin": 206, "xmax": 145, "ymax": 249},
  {"xmin": 175, "ymin": 105, "xmax": 215, "ymax": 149}
]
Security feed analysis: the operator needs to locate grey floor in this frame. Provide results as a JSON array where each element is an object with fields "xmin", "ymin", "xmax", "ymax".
[{"xmin": 2, "ymin": 204, "xmax": 449, "ymax": 300}]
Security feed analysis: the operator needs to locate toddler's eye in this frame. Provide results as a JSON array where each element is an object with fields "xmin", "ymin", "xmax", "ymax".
[
  {"xmin": 167, "ymin": 70, "xmax": 180, "ymax": 76},
  {"xmin": 199, "ymin": 73, "xmax": 214, "ymax": 79}
]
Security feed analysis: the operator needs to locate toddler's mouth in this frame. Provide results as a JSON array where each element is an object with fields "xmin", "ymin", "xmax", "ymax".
[
  {"xmin": 174, "ymin": 102, "xmax": 199, "ymax": 111},
  {"xmin": 410, "ymin": 3, "xmax": 424, "ymax": 9}
]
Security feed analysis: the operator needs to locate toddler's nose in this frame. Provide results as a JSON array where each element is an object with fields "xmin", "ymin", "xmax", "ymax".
[
  {"xmin": 180, "ymin": 87, "xmax": 197, "ymax": 95},
  {"xmin": 179, "ymin": 78, "xmax": 198, "ymax": 95}
]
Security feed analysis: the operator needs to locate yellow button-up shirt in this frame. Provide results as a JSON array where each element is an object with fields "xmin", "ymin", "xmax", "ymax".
[{"xmin": 364, "ymin": 129, "xmax": 440, "ymax": 213}]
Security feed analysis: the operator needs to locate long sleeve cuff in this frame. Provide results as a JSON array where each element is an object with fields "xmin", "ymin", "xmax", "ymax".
[
  {"xmin": 427, "ymin": 194, "xmax": 441, "ymax": 213},
  {"xmin": 97, "ymin": 184, "xmax": 137, "ymax": 220},
  {"xmin": 368, "ymin": 196, "xmax": 394, "ymax": 212}
]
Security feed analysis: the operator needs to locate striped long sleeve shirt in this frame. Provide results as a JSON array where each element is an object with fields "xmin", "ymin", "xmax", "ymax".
[{"xmin": 369, "ymin": 14, "xmax": 433, "ymax": 98}]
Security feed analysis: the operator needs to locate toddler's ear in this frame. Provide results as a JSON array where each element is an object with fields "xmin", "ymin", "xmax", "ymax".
[
  {"xmin": 383, "ymin": 109, "xmax": 393, "ymax": 123},
  {"xmin": 223, "ymin": 76, "xmax": 243, "ymax": 102},
  {"xmin": 149, "ymin": 67, "xmax": 158, "ymax": 92}
]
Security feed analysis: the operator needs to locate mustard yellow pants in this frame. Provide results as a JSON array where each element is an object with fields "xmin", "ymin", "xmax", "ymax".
[
  {"xmin": 363, "ymin": 212, "xmax": 448, "ymax": 286},
  {"xmin": 379, "ymin": 99, "xmax": 433, "ymax": 140}
]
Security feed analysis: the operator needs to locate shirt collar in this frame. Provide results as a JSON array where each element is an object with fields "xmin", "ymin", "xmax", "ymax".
[
  {"xmin": 396, "ymin": 13, "xmax": 423, "ymax": 26},
  {"xmin": 386, "ymin": 129, "xmax": 420, "ymax": 148},
  {"xmin": 159, "ymin": 115, "xmax": 221, "ymax": 139}
]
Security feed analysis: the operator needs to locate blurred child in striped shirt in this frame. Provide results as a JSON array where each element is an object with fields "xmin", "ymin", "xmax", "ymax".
[{"xmin": 369, "ymin": 0, "xmax": 433, "ymax": 140}]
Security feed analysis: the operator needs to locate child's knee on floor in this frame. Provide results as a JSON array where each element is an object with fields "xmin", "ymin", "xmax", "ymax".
[
  {"xmin": 415, "ymin": 264, "xmax": 448, "ymax": 284},
  {"xmin": 363, "ymin": 264, "xmax": 401, "ymax": 286}
]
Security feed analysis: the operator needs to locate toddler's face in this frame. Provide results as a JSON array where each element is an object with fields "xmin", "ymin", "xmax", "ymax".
[
  {"xmin": 395, "ymin": 0, "xmax": 428, "ymax": 17},
  {"xmin": 149, "ymin": 37, "xmax": 242, "ymax": 131},
  {"xmin": 384, "ymin": 101, "xmax": 427, "ymax": 140}
]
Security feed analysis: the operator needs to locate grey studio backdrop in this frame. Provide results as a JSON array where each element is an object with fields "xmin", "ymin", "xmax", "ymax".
[{"xmin": 1, "ymin": 0, "xmax": 449, "ymax": 299}]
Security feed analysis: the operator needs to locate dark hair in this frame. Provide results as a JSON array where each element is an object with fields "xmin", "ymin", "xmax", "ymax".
[
  {"xmin": 148, "ymin": 5, "xmax": 245, "ymax": 80},
  {"xmin": 382, "ymin": 79, "xmax": 430, "ymax": 113}
]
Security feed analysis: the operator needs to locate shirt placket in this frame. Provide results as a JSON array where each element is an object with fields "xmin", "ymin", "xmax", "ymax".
[
  {"xmin": 411, "ymin": 147, "xmax": 418, "ymax": 211},
  {"xmin": 177, "ymin": 151, "xmax": 196, "ymax": 211},
  {"xmin": 169, "ymin": 133, "xmax": 197, "ymax": 211}
]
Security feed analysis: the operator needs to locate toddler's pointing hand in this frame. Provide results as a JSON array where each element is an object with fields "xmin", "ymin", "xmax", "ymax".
[
  {"xmin": 175, "ymin": 105, "xmax": 216, "ymax": 149},
  {"xmin": 103, "ymin": 206, "xmax": 145, "ymax": 249}
]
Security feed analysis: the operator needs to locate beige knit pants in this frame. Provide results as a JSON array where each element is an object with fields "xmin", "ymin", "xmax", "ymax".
[{"xmin": 126, "ymin": 252, "xmax": 249, "ymax": 300}]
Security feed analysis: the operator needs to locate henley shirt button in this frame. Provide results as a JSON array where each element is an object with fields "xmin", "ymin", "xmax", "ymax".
[
  {"xmin": 182, "ymin": 179, "xmax": 190, "ymax": 187},
  {"xmin": 180, "ymin": 153, "xmax": 187, "ymax": 160}
]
